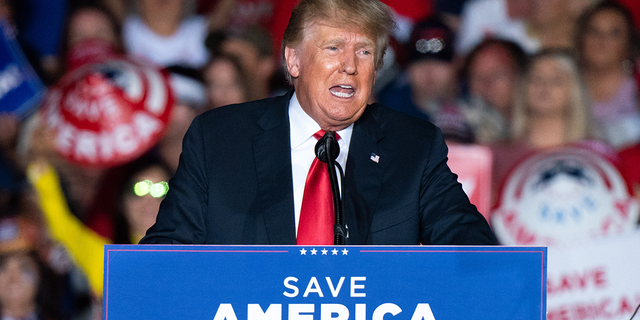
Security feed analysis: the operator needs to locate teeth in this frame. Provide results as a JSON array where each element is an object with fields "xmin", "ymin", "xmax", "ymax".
[
  {"xmin": 330, "ymin": 85, "xmax": 355, "ymax": 98},
  {"xmin": 332, "ymin": 91, "xmax": 354, "ymax": 98}
]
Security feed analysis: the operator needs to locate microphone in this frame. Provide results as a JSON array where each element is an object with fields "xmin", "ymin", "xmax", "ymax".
[
  {"xmin": 315, "ymin": 131, "xmax": 339, "ymax": 163},
  {"xmin": 314, "ymin": 131, "xmax": 347, "ymax": 245}
]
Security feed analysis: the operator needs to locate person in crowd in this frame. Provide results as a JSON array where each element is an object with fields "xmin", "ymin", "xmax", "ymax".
[
  {"xmin": 377, "ymin": 16, "xmax": 461, "ymax": 121},
  {"xmin": 203, "ymin": 54, "xmax": 253, "ymax": 110},
  {"xmin": 0, "ymin": 217, "xmax": 62, "ymax": 320},
  {"xmin": 527, "ymin": 0, "xmax": 597, "ymax": 51},
  {"xmin": 456, "ymin": 0, "xmax": 538, "ymax": 55},
  {"xmin": 216, "ymin": 25, "xmax": 285, "ymax": 99},
  {"xmin": 459, "ymin": 38, "xmax": 528, "ymax": 144},
  {"xmin": 123, "ymin": 0, "xmax": 212, "ymax": 69},
  {"xmin": 26, "ymin": 155, "xmax": 172, "ymax": 300},
  {"xmin": 34, "ymin": 3, "xmax": 122, "ymax": 83},
  {"xmin": 141, "ymin": 0, "xmax": 496, "ymax": 246},
  {"xmin": 113, "ymin": 158, "xmax": 174, "ymax": 244},
  {"xmin": 576, "ymin": 0, "xmax": 640, "ymax": 149},
  {"xmin": 377, "ymin": 16, "xmax": 486, "ymax": 145},
  {"xmin": 491, "ymin": 50, "xmax": 599, "ymax": 205},
  {"xmin": 63, "ymin": 4, "xmax": 122, "ymax": 52}
]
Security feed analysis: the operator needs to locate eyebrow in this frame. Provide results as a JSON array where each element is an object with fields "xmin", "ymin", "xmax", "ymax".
[{"xmin": 322, "ymin": 37, "xmax": 375, "ymax": 48}]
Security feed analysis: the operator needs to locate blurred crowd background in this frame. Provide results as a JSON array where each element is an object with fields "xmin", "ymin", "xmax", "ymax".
[{"xmin": 1, "ymin": 0, "xmax": 640, "ymax": 319}]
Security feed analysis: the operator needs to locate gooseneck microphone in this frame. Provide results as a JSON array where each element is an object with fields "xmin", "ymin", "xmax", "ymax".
[{"xmin": 315, "ymin": 131, "xmax": 347, "ymax": 245}]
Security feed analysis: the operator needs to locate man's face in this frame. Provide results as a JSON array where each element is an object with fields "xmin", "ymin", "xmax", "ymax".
[
  {"xmin": 468, "ymin": 46, "xmax": 518, "ymax": 117},
  {"xmin": 285, "ymin": 21, "xmax": 377, "ymax": 131},
  {"xmin": 407, "ymin": 59, "xmax": 455, "ymax": 105}
]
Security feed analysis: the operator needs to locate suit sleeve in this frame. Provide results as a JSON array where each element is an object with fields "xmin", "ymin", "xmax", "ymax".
[
  {"xmin": 140, "ymin": 117, "xmax": 209, "ymax": 244},
  {"xmin": 419, "ymin": 128, "xmax": 497, "ymax": 245}
]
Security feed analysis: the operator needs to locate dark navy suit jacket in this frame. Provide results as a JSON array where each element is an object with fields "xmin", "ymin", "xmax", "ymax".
[{"xmin": 140, "ymin": 91, "xmax": 496, "ymax": 245}]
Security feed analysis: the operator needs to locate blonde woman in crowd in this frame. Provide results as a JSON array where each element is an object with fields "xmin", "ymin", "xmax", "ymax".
[{"xmin": 491, "ymin": 50, "xmax": 602, "ymax": 206}]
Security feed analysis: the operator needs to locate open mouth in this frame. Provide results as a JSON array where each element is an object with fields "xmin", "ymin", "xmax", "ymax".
[{"xmin": 330, "ymin": 85, "xmax": 355, "ymax": 98}]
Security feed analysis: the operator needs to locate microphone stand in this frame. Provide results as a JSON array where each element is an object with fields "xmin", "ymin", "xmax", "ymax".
[{"xmin": 315, "ymin": 131, "xmax": 347, "ymax": 245}]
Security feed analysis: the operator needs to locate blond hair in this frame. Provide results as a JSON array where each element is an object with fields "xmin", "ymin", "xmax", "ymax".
[
  {"xmin": 511, "ymin": 51, "xmax": 594, "ymax": 142},
  {"xmin": 281, "ymin": 0, "xmax": 395, "ymax": 83}
]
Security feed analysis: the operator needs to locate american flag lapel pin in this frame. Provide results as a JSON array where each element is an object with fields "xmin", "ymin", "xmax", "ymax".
[{"xmin": 370, "ymin": 152, "xmax": 380, "ymax": 163}]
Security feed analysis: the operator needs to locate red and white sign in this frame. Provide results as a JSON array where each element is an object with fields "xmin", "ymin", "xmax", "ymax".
[
  {"xmin": 447, "ymin": 144, "xmax": 493, "ymax": 220},
  {"xmin": 492, "ymin": 147, "xmax": 639, "ymax": 246},
  {"xmin": 547, "ymin": 231, "xmax": 640, "ymax": 320},
  {"xmin": 41, "ymin": 57, "xmax": 173, "ymax": 167}
]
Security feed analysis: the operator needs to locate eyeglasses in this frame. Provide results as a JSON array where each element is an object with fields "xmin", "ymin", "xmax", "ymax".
[{"xmin": 133, "ymin": 180, "xmax": 169, "ymax": 198}]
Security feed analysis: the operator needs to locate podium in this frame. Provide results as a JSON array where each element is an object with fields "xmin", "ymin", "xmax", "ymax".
[{"xmin": 103, "ymin": 245, "xmax": 546, "ymax": 319}]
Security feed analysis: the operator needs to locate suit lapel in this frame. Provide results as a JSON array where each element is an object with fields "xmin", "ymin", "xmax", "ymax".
[
  {"xmin": 343, "ymin": 106, "xmax": 386, "ymax": 244},
  {"xmin": 253, "ymin": 92, "xmax": 297, "ymax": 244}
]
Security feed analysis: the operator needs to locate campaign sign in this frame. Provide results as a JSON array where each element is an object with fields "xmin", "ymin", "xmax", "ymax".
[
  {"xmin": 447, "ymin": 145, "xmax": 493, "ymax": 220},
  {"xmin": 492, "ymin": 147, "xmax": 638, "ymax": 246},
  {"xmin": 104, "ymin": 245, "xmax": 546, "ymax": 319},
  {"xmin": 0, "ymin": 20, "xmax": 45, "ymax": 117},
  {"xmin": 546, "ymin": 232, "xmax": 640, "ymax": 320},
  {"xmin": 40, "ymin": 57, "xmax": 174, "ymax": 167}
]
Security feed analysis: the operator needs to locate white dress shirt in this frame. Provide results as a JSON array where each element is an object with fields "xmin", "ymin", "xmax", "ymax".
[{"xmin": 289, "ymin": 93, "xmax": 352, "ymax": 235}]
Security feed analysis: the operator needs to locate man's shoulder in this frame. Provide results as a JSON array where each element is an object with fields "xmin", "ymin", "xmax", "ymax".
[
  {"xmin": 365, "ymin": 102, "xmax": 438, "ymax": 138},
  {"xmin": 196, "ymin": 94, "xmax": 289, "ymax": 126}
]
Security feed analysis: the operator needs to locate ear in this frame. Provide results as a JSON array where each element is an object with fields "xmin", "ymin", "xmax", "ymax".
[{"xmin": 284, "ymin": 46, "xmax": 300, "ymax": 78}]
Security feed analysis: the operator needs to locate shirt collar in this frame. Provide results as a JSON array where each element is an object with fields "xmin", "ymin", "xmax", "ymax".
[{"xmin": 289, "ymin": 92, "xmax": 354, "ymax": 149}]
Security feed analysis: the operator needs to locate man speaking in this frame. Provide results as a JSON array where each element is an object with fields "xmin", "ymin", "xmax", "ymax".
[{"xmin": 140, "ymin": 0, "xmax": 496, "ymax": 245}]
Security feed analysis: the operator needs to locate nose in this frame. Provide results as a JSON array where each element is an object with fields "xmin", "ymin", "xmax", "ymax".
[{"xmin": 342, "ymin": 51, "xmax": 357, "ymax": 75}]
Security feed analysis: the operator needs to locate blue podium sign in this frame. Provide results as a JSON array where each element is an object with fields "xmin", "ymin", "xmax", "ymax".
[{"xmin": 104, "ymin": 245, "xmax": 546, "ymax": 320}]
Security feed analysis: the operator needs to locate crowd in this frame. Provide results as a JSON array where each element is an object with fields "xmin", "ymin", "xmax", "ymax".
[{"xmin": 1, "ymin": 0, "xmax": 640, "ymax": 318}]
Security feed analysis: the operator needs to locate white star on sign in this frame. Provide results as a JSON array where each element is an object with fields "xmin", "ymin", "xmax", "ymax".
[
  {"xmin": 342, "ymin": 248, "xmax": 349, "ymax": 255},
  {"xmin": 300, "ymin": 248, "xmax": 307, "ymax": 255},
  {"xmin": 321, "ymin": 248, "xmax": 328, "ymax": 255},
  {"xmin": 332, "ymin": 248, "xmax": 339, "ymax": 255},
  {"xmin": 311, "ymin": 248, "xmax": 318, "ymax": 255}
]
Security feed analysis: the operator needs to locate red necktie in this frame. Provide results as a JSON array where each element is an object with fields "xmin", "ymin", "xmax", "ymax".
[{"xmin": 297, "ymin": 130, "xmax": 339, "ymax": 245}]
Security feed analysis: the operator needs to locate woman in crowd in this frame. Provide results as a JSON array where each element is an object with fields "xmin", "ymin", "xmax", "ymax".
[
  {"xmin": 27, "ymin": 155, "xmax": 173, "ymax": 299},
  {"xmin": 57, "ymin": 3, "xmax": 123, "ymax": 77},
  {"xmin": 459, "ymin": 38, "xmax": 529, "ymax": 144},
  {"xmin": 0, "ymin": 218, "xmax": 61, "ymax": 320},
  {"xmin": 491, "ymin": 50, "xmax": 599, "ymax": 206},
  {"xmin": 576, "ymin": 0, "xmax": 640, "ymax": 149},
  {"xmin": 203, "ymin": 54, "xmax": 252, "ymax": 111}
]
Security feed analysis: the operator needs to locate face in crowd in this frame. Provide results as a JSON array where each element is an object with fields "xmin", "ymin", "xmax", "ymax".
[
  {"xmin": 67, "ymin": 7, "xmax": 119, "ymax": 48},
  {"xmin": 204, "ymin": 56, "xmax": 250, "ymax": 110},
  {"xmin": 0, "ymin": 252, "xmax": 39, "ymax": 316},
  {"xmin": 467, "ymin": 45, "xmax": 521, "ymax": 118},
  {"xmin": 581, "ymin": 8, "xmax": 630, "ymax": 70},
  {"xmin": 123, "ymin": 164, "xmax": 171, "ymax": 241},
  {"xmin": 526, "ymin": 57, "xmax": 572, "ymax": 116}
]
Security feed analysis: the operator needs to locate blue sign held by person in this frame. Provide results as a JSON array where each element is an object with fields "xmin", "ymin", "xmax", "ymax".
[{"xmin": 0, "ymin": 19, "xmax": 45, "ymax": 117}]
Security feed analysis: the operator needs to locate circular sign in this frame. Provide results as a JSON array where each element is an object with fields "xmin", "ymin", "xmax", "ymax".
[
  {"xmin": 492, "ymin": 147, "xmax": 639, "ymax": 246},
  {"xmin": 40, "ymin": 57, "xmax": 174, "ymax": 168}
]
